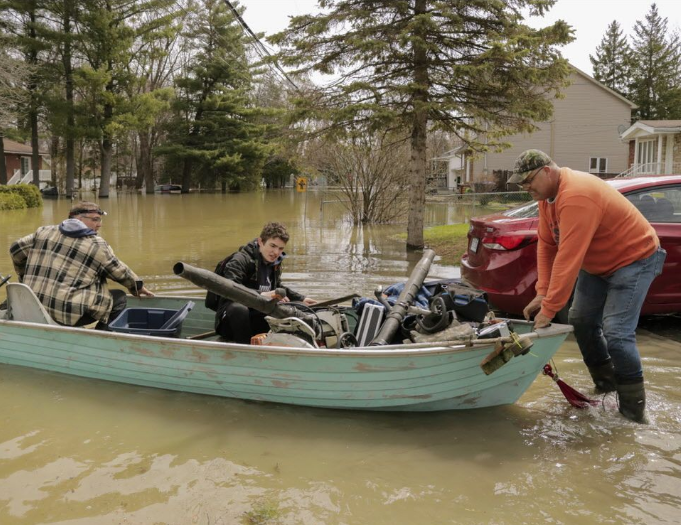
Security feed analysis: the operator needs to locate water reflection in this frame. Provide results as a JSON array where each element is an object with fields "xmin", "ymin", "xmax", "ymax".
[
  {"xmin": 1, "ymin": 190, "xmax": 463, "ymax": 302},
  {"xmin": 0, "ymin": 334, "xmax": 680, "ymax": 524},
  {"xmin": 1, "ymin": 191, "xmax": 680, "ymax": 524}
]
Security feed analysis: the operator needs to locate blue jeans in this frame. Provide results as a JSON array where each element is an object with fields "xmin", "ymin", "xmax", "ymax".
[{"xmin": 568, "ymin": 247, "xmax": 666, "ymax": 381}]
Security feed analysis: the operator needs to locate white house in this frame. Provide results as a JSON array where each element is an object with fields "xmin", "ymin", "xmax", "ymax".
[{"xmin": 619, "ymin": 120, "xmax": 681, "ymax": 177}]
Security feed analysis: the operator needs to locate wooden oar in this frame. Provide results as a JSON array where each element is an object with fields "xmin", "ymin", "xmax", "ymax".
[
  {"xmin": 186, "ymin": 330, "xmax": 216, "ymax": 340},
  {"xmin": 309, "ymin": 293, "xmax": 361, "ymax": 308}
]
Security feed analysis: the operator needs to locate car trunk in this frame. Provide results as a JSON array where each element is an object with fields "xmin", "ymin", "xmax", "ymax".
[{"xmin": 465, "ymin": 215, "xmax": 539, "ymax": 269}]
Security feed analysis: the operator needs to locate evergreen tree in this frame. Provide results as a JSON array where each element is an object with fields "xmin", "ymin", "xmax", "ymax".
[
  {"xmin": 0, "ymin": 48, "xmax": 31, "ymax": 184},
  {"xmin": 40, "ymin": 0, "xmax": 79, "ymax": 196},
  {"xmin": 124, "ymin": 1, "xmax": 184, "ymax": 193},
  {"xmin": 159, "ymin": 0, "xmax": 268, "ymax": 193},
  {"xmin": 630, "ymin": 3, "xmax": 681, "ymax": 120},
  {"xmin": 270, "ymin": 0, "xmax": 573, "ymax": 249},
  {"xmin": 252, "ymin": 71, "xmax": 309, "ymax": 190},
  {"xmin": 0, "ymin": 0, "xmax": 52, "ymax": 187},
  {"xmin": 75, "ymin": 0, "xmax": 177, "ymax": 197},
  {"xmin": 590, "ymin": 20, "xmax": 633, "ymax": 97}
]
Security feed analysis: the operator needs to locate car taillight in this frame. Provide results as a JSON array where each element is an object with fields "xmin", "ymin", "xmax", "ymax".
[{"xmin": 482, "ymin": 234, "xmax": 537, "ymax": 251}]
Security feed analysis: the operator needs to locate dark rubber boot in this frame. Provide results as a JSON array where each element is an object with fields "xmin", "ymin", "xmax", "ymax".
[
  {"xmin": 616, "ymin": 380, "xmax": 647, "ymax": 424},
  {"xmin": 588, "ymin": 360, "xmax": 616, "ymax": 393}
]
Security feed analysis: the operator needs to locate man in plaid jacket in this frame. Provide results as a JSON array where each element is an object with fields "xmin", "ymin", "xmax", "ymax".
[{"xmin": 10, "ymin": 201, "xmax": 153, "ymax": 327}]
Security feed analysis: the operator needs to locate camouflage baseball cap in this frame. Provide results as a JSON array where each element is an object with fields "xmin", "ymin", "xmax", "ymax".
[{"xmin": 508, "ymin": 149, "xmax": 553, "ymax": 184}]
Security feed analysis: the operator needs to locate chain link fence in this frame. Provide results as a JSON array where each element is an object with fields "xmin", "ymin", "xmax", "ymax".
[
  {"xmin": 424, "ymin": 191, "xmax": 533, "ymax": 227},
  {"xmin": 427, "ymin": 190, "xmax": 531, "ymax": 206},
  {"xmin": 318, "ymin": 188, "xmax": 534, "ymax": 225}
]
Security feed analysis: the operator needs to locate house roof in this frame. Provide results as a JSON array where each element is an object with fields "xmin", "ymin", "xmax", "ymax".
[
  {"xmin": 431, "ymin": 145, "xmax": 466, "ymax": 161},
  {"xmin": 2, "ymin": 138, "xmax": 48, "ymax": 155},
  {"xmin": 620, "ymin": 120, "xmax": 681, "ymax": 141},
  {"xmin": 636, "ymin": 120, "xmax": 681, "ymax": 129}
]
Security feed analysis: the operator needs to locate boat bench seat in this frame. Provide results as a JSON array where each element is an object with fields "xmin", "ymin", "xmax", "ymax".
[{"xmin": 6, "ymin": 283, "xmax": 58, "ymax": 325}]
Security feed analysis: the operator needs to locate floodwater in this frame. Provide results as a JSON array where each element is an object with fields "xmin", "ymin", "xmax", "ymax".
[{"xmin": 1, "ymin": 191, "xmax": 680, "ymax": 525}]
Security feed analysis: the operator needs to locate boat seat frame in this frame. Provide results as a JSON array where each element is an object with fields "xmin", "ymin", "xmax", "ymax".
[{"xmin": 5, "ymin": 282, "xmax": 58, "ymax": 325}]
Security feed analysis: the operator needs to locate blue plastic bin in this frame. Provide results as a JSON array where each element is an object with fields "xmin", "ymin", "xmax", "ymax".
[{"xmin": 108, "ymin": 301, "xmax": 194, "ymax": 338}]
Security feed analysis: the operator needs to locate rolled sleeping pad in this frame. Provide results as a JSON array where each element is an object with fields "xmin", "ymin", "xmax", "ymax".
[{"xmin": 173, "ymin": 261, "xmax": 301, "ymax": 319}]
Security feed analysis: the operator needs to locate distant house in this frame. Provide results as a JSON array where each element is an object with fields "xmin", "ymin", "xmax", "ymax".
[
  {"xmin": 430, "ymin": 145, "xmax": 468, "ymax": 191},
  {"xmin": 619, "ymin": 120, "xmax": 681, "ymax": 176},
  {"xmin": 2, "ymin": 138, "xmax": 51, "ymax": 186},
  {"xmin": 437, "ymin": 66, "xmax": 637, "ymax": 190}
]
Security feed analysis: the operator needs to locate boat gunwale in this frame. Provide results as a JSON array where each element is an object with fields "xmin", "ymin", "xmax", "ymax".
[{"xmin": 0, "ymin": 316, "xmax": 572, "ymax": 359}]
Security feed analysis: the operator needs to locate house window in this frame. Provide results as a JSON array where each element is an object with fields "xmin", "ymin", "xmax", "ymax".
[
  {"xmin": 589, "ymin": 157, "xmax": 607, "ymax": 174},
  {"xmin": 20, "ymin": 157, "xmax": 31, "ymax": 175}
]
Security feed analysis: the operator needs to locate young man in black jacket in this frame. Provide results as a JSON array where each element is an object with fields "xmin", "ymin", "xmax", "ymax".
[{"xmin": 213, "ymin": 222, "xmax": 316, "ymax": 343}]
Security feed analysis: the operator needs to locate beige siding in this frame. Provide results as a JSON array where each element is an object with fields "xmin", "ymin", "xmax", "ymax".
[{"xmin": 480, "ymin": 70, "xmax": 633, "ymax": 178}]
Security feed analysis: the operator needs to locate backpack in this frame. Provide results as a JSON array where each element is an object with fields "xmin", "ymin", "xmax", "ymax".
[{"xmin": 204, "ymin": 254, "xmax": 234, "ymax": 311}]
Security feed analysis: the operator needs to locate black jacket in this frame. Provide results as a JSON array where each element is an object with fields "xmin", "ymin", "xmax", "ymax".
[{"xmin": 218, "ymin": 239, "xmax": 305, "ymax": 302}]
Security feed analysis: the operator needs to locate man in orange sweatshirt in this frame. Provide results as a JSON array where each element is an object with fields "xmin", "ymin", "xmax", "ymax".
[{"xmin": 509, "ymin": 150, "xmax": 666, "ymax": 423}]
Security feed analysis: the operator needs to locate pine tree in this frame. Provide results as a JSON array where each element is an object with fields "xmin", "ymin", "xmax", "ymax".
[
  {"xmin": 590, "ymin": 21, "xmax": 633, "ymax": 97},
  {"xmin": 159, "ymin": 0, "xmax": 268, "ymax": 193},
  {"xmin": 39, "ymin": 0, "xmax": 79, "ymax": 196},
  {"xmin": 75, "ymin": 0, "xmax": 178, "ymax": 197},
  {"xmin": 630, "ymin": 3, "xmax": 681, "ymax": 120},
  {"xmin": 0, "ymin": 51, "xmax": 31, "ymax": 184},
  {"xmin": 270, "ymin": 0, "xmax": 573, "ymax": 249},
  {"xmin": 0, "ymin": 0, "xmax": 53, "ymax": 187}
]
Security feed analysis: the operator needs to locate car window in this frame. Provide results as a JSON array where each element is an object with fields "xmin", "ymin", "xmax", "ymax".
[
  {"xmin": 502, "ymin": 201, "xmax": 538, "ymax": 218},
  {"xmin": 625, "ymin": 185, "xmax": 681, "ymax": 223}
]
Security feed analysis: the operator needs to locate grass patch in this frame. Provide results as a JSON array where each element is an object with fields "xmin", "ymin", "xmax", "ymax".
[
  {"xmin": 395, "ymin": 223, "xmax": 470, "ymax": 266},
  {"xmin": 424, "ymin": 223, "xmax": 470, "ymax": 265}
]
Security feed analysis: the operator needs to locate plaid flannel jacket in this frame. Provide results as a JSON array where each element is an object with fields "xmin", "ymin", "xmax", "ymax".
[{"xmin": 10, "ymin": 225, "xmax": 140, "ymax": 325}]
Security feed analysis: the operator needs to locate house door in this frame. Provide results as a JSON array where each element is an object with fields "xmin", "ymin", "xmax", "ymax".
[
  {"xmin": 20, "ymin": 157, "xmax": 31, "ymax": 175},
  {"xmin": 636, "ymin": 139, "xmax": 656, "ymax": 173}
]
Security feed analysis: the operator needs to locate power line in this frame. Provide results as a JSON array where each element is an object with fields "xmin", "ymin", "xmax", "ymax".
[{"xmin": 221, "ymin": 0, "xmax": 301, "ymax": 92}]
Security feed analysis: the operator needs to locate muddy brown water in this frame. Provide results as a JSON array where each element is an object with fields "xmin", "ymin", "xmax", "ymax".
[{"xmin": 1, "ymin": 191, "xmax": 680, "ymax": 524}]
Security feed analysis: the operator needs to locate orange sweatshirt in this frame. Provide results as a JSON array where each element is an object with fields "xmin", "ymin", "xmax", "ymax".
[{"xmin": 537, "ymin": 168, "xmax": 658, "ymax": 318}]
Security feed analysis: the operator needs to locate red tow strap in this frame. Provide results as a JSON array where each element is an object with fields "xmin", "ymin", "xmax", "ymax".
[{"xmin": 543, "ymin": 364, "xmax": 599, "ymax": 408}]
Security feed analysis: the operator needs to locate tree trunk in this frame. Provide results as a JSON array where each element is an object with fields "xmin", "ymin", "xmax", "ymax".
[
  {"xmin": 98, "ymin": 93, "xmax": 114, "ymax": 198},
  {"xmin": 99, "ymin": 135, "xmax": 112, "ymax": 197},
  {"xmin": 63, "ymin": 0, "xmax": 75, "ymax": 198},
  {"xmin": 139, "ymin": 131, "xmax": 155, "ymax": 193},
  {"xmin": 0, "ymin": 131, "xmax": 6, "ymax": 185},
  {"xmin": 406, "ymin": 0, "xmax": 428, "ymax": 250},
  {"xmin": 181, "ymin": 158, "xmax": 192, "ymax": 193},
  {"xmin": 77, "ymin": 140, "xmax": 84, "ymax": 189},
  {"xmin": 31, "ymin": 111, "xmax": 40, "ymax": 187},
  {"xmin": 135, "ymin": 135, "xmax": 144, "ymax": 190},
  {"xmin": 50, "ymin": 135, "xmax": 59, "ymax": 187},
  {"xmin": 28, "ymin": 3, "xmax": 40, "ymax": 187}
]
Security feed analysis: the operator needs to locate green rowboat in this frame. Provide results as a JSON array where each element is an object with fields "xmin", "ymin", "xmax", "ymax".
[{"xmin": 0, "ymin": 294, "xmax": 571, "ymax": 411}]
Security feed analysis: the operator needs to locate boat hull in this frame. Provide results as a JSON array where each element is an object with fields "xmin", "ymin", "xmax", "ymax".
[{"xmin": 0, "ymin": 296, "xmax": 572, "ymax": 411}]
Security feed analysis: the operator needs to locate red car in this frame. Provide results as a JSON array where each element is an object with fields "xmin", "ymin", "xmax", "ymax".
[{"xmin": 461, "ymin": 175, "xmax": 681, "ymax": 321}]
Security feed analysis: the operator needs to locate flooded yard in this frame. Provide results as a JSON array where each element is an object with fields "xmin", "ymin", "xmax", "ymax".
[{"xmin": 1, "ymin": 191, "xmax": 679, "ymax": 524}]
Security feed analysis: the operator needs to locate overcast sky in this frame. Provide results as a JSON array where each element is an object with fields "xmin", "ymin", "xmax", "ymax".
[{"xmin": 237, "ymin": 0, "xmax": 680, "ymax": 77}]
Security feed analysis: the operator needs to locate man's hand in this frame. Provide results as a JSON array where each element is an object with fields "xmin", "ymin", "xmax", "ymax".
[
  {"xmin": 261, "ymin": 290, "xmax": 290, "ymax": 302},
  {"xmin": 137, "ymin": 286, "xmax": 154, "ymax": 297},
  {"xmin": 522, "ymin": 295, "xmax": 545, "ymax": 320},
  {"xmin": 302, "ymin": 297, "xmax": 317, "ymax": 306},
  {"xmin": 533, "ymin": 312, "xmax": 552, "ymax": 329}
]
